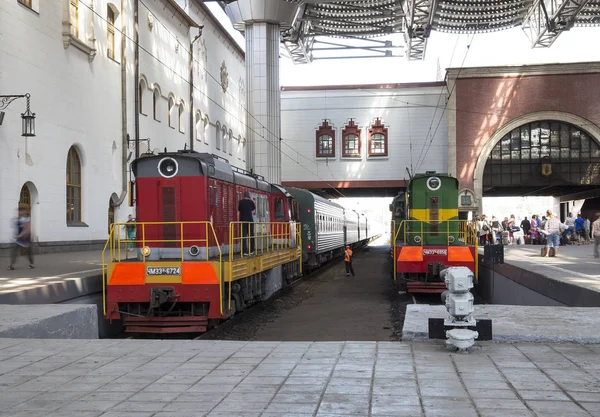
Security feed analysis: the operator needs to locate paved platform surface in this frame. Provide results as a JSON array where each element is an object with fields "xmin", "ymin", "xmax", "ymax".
[
  {"xmin": 402, "ymin": 305, "xmax": 600, "ymax": 343},
  {"xmin": 483, "ymin": 244, "xmax": 600, "ymax": 294},
  {"xmin": 0, "ymin": 339, "xmax": 599, "ymax": 417},
  {"xmin": 0, "ymin": 305, "xmax": 98, "ymax": 339},
  {"xmin": 0, "ymin": 251, "xmax": 103, "ymax": 304}
]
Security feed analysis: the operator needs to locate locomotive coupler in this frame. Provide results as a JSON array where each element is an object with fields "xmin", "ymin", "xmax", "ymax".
[{"xmin": 149, "ymin": 287, "xmax": 175, "ymax": 309}]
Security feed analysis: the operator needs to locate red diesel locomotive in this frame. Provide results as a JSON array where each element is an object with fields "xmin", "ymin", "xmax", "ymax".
[{"xmin": 103, "ymin": 151, "xmax": 301, "ymax": 333}]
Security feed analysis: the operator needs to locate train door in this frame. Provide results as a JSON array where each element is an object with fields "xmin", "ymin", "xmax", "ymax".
[
  {"xmin": 158, "ymin": 179, "xmax": 181, "ymax": 247},
  {"xmin": 208, "ymin": 180, "xmax": 220, "ymax": 246}
]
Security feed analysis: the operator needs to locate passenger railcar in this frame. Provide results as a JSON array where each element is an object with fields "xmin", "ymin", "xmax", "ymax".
[
  {"xmin": 390, "ymin": 172, "xmax": 477, "ymax": 293},
  {"xmin": 287, "ymin": 187, "xmax": 345, "ymax": 267}
]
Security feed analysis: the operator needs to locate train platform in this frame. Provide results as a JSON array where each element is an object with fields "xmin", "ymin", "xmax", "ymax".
[
  {"xmin": 0, "ymin": 250, "xmax": 103, "ymax": 304},
  {"xmin": 0, "ymin": 338, "xmax": 599, "ymax": 417},
  {"xmin": 478, "ymin": 244, "xmax": 600, "ymax": 306}
]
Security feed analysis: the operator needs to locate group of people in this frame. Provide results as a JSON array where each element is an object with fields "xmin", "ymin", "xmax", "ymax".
[
  {"xmin": 475, "ymin": 214, "xmax": 521, "ymax": 246},
  {"xmin": 475, "ymin": 210, "xmax": 600, "ymax": 258}
]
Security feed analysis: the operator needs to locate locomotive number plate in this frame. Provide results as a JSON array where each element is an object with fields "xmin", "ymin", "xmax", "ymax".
[{"xmin": 146, "ymin": 266, "xmax": 181, "ymax": 276}]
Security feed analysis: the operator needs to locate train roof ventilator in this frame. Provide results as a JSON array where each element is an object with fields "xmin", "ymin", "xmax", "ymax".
[{"xmin": 428, "ymin": 267, "xmax": 493, "ymax": 351}]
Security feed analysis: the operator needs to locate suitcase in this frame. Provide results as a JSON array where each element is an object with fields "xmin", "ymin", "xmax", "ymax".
[
  {"xmin": 541, "ymin": 247, "xmax": 555, "ymax": 257},
  {"xmin": 501, "ymin": 231, "xmax": 510, "ymax": 245}
]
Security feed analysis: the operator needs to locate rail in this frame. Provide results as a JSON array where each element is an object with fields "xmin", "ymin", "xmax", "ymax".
[
  {"xmin": 392, "ymin": 220, "xmax": 479, "ymax": 282},
  {"xmin": 102, "ymin": 221, "xmax": 222, "ymax": 316}
]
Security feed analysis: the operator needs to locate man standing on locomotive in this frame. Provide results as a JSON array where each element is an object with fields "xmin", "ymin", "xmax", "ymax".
[
  {"xmin": 344, "ymin": 245, "xmax": 355, "ymax": 276},
  {"xmin": 238, "ymin": 191, "xmax": 256, "ymax": 255}
]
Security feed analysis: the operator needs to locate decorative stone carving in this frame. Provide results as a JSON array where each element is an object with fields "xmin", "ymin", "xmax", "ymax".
[
  {"xmin": 220, "ymin": 61, "xmax": 229, "ymax": 93},
  {"xmin": 148, "ymin": 12, "xmax": 154, "ymax": 31}
]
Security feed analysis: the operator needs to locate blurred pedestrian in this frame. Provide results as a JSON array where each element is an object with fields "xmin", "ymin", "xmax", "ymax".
[
  {"xmin": 592, "ymin": 212, "xmax": 600, "ymax": 258},
  {"xmin": 7, "ymin": 204, "xmax": 34, "ymax": 270},
  {"xmin": 344, "ymin": 245, "xmax": 355, "ymax": 276},
  {"xmin": 123, "ymin": 214, "xmax": 136, "ymax": 251}
]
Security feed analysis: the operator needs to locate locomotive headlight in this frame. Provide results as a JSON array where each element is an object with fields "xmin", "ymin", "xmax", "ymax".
[
  {"xmin": 158, "ymin": 157, "xmax": 178, "ymax": 178},
  {"xmin": 448, "ymin": 235, "xmax": 456, "ymax": 244},
  {"xmin": 189, "ymin": 245, "xmax": 200, "ymax": 256},
  {"xmin": 414, "ymin": 235, "xmax": 422, "ymax": 244},
  {"xmin": 427, "ymin": 177, "xmax": 441, "ymax": 191},
  {"xmin": 141, "ymin": 246, "xmax": 152, "ymax": 257}
]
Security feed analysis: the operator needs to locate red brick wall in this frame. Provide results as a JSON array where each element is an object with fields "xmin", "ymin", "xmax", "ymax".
[{"xmin": 455, "ymin": 72, "xmax": 600, "ymax": 190}]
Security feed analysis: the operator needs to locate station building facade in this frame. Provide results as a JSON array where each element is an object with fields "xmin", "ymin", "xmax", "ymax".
[
  {"xmin": 0, "ymin": 0, "xmax": 247, "ymax": 253},
  {"xmin": 281, "ymin": 62, "xmax": 600, "ymax": 219},
  {"xmin": 280, "ymin": 83, "xmax": 449, "ymax": 195}
]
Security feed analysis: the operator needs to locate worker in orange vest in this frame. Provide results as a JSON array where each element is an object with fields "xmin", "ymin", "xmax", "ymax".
[{"xmin": 344, "ymin": 245, "xmax": 355, "ymax": 276}]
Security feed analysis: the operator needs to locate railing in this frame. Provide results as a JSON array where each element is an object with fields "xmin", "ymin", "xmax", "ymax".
[
  {"xmin": 102, "ymin": 220, "xmax": 303, "ymax": 318},
  {"xmin": 229, "ymin": 221, "xmax": 301, "ymax": 261},
  {"xmin": 392, "ymin": 220, "xmax": 479, "ymax": 282},
  {"xmin": 227, "ymin": 221, "xmax": 302, "ymax": 311},
  {"xmin": 102, "ymin": 221, "xmax": 222, "ymax": 316}
]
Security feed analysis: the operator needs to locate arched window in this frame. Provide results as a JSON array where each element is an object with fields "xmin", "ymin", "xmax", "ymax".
[
  {"xmin": 316, "ymin": 120, "xmax": 335, "ymax": 158},
  {"xmin": 139, "ymin": 79, "xmax": 146, "ymax": 115},
  {"xmin": 221, "ymin": 127, "xmax": 228, "ymax": 154},
  {"xmin": 178, "ymin": 103, "xmax": 184, "ymax": 133},
  {"xmin": 195, "ymin": 111, "xmax": 202, "ymax": 141},
  {"xmin": 368, "ymin": 118, "xmax": 388, "ymax": 157},
  {"xmin": 19, "ymin": 184, "xmax": 31, "ymax": 206},
  {"xmin": 168, "ymin": 96, "xmax": 175, "ymax": 128},
  {"xmin": 228, "ymin": 129, "xmax": 233, "ymax": 155},
  {"xmin": 106, "ymin": 5, "xmax": 115, "ymax": 59},
  {"xmin": 342, "ymin": 119, "xmax": 361, "ymax": 158},
  {"xmin": 66, "ymin": 146, "xmax": 82, "ymax": 223},
  {"xmin": 215, "ymin": 122, "xmax": 221, "ymax": 150},
  {"xmin": 484, "ymin": 120, "xmax": 600, "ymax": 189},
  {"xmin": 153, "ymin": 88, "xmax": 160, "ymax": 120}
]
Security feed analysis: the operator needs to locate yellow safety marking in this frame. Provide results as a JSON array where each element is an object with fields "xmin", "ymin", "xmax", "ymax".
[{"xmin": 410, "ymin": 208, "xmax": 458, "ymax": 222}]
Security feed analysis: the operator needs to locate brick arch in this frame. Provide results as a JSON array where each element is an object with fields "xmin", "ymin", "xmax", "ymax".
[{"xmin": 472, "ymin": 111, "xmax": 600, "ymax": 208}]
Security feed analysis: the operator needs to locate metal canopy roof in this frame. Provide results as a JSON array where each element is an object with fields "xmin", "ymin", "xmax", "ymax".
[{"xmin": 277, "ymin": 0, "xmax": 600, "ymax": 62}]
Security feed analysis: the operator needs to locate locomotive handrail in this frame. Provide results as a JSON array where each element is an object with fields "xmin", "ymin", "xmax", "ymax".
[
  {"xmin": 228, "ymin": 221, "xmax": 302, "ymax": 311},
  {"xmin": 392, "ymin": 219, "xmax": 479, "ymax": 282},
  {"xmin": 229, "ymin": 221, "xmax": 301, "ymax": 260},
  {"xmin": 102, "ymin": 221, "xmax": 223, "ymax": 316}
]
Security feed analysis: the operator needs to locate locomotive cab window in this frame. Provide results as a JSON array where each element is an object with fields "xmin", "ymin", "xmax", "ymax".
[{"xmin": 274, "ymin": 198, "xmax": 285, "ymax": 220}]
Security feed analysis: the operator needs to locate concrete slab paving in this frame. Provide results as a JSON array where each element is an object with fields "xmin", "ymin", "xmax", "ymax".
[
  {"xmin": 402, "ymin": 304, "xmax": 600, "ymax": 343},
  {"xmin": 0, "ymin": 339, "xmax": 598, "ymax": 417},
  {"xmin": 0, "ymin": 305, "xmax": 98, "ymax": 339}
]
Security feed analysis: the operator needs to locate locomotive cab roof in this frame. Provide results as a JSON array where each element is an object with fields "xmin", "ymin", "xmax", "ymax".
[{"xmin": 131, "ymin": 150, "xmax": 270, "ymax": 191}]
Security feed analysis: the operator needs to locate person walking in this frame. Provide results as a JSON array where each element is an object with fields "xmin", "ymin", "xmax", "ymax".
[
  {"xmin": 592, "ymin": 212, "xmax": 600, "ymax": 258},
  {"xmin": 584, "ymin": 216, "xmax": 591, "ymax": 244},
  {"xmin": 238, "ymin": 191, "xmax": 256, "ymax": 255},
  {"xmin": 7, "ymin": 204, "xmax": 34, "ymax": 270},
  {"xmin": 344, "ymin": 245, "xmax": 355, "ymax": 276},
  {"xmin": 575, "ymin": 213, "xmax": 585, "ymax": 245}
]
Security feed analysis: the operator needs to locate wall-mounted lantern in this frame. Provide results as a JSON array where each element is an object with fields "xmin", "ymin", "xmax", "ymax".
[{"xmin": 0, "ymin": 93, "xmax": 36, "ymax": 137}]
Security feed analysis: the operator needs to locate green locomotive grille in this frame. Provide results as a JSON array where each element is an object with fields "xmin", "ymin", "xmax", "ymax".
[{"xmin": 430, "ymin": 196, "xmax": 439, "ymax": 236}]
